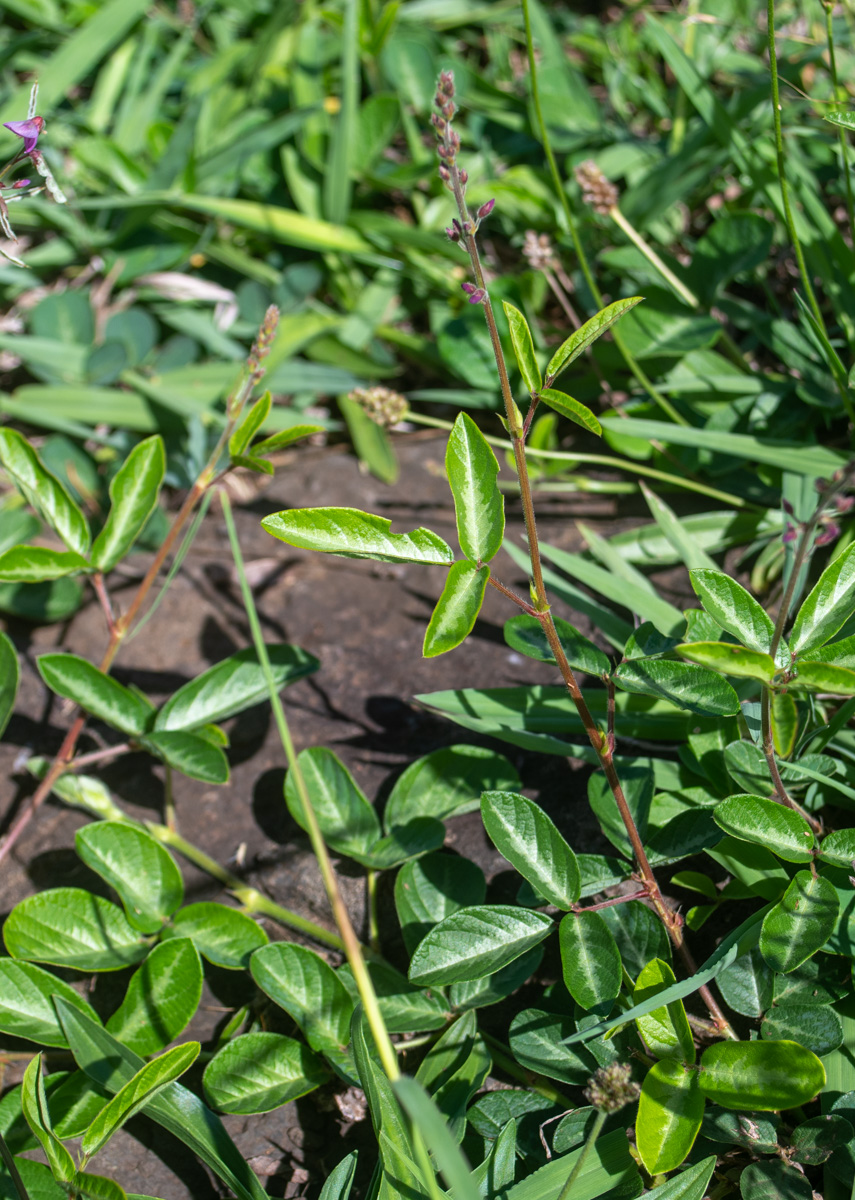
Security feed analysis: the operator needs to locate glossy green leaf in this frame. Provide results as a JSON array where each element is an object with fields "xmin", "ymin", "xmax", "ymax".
[
  {"xmin": 37, "ymin": 653, "xmax": 154, "ymax": 736},
  {"xmin": 4, "ymin": 889, "xmax": 147, "ymax": 971},
  {"xmin": 508, "ymin": 1008, "xmax": 597, "ymax": 1086},
  {"xmin": 75, "ymin": 822, "xmax": 183, "ymax": 933},
  {"xmin": 284, "ymin": 746, "xmax": 380, "ymax": 857},
  {"xmin": 81, "ymin": 1041, "xmax": 200, "ymax": 1158},
  {"xmin": 252, "ymin": 423, "xmax": 324, "ymax": 458},
  {"xmin": 394, "ymin": 1076, "xmax": 481, "ymax": 1200},
  {"xmin": 229, "ymin": 393, "xmax": 271, "ymax": 459},
  {"xmin": 0, "ymin": 546, "xmax": 90, "ymax": 582},
  {"xmin": 558, "ymin": 910, "xmax": 621, "ymax": 1009},
  {"xmin": 641, "ymin": 1156, "xmax": 716, "ymax": 1199},
  {"xmin": 141, "ymin": 730, "xmax": 229, "ymax": 784},
  {"xmin": 155, "ymin": 644, "xmax": 318, "ymax": 731},
  {"xmin": 503, "ymin": 614, "xmax": 610, "ymax": 676},
  {"xmin": 636, "ymin": 1059, "xmax": 703, "ymax": 1175},
  {"xmin": 423, "ymin": 561, "xmax": 490, "ymax": 657},
  {"xmin": 545, "ymin": 296, "xmax": 643, "ymax": 381},
  {"xmin": 470, "ymin": 1114, "xmax": 517, "ymax": 1194},
  {"xmin": 408, "ymin": 905, "xmax": 553, "ymax": 986},
  {"xmin": 713, "ymin": 794, "xmax": 815, "ymax": 863},
  {"xmin": 502, "ymin": 302, "xmax": 542, "ymax": 394},
  {"xmin": 771, "ymin": 691, "xmax": 799, "ymax": 757},
  {"xmin": 792, "ymin": 544, "xmax": 855, "ymax": 654},
  {"xmin": 55, "ymin": 1000, "xmax": 269, "ymax": 1200},
  {"xmin": 633, "ymin": 958, "xmax": 695, "ymax": 1063},
  {"xmin": 537, "ymin": 389, "xmax": 601, "ymax": 435},
  {"xmin": 21, "ymin": 1056, "xmax": 76, "ymax": 1183},
  {"xmin": 445, "ymin": 412, "xmax": 504, "ymax": 563},
  {"xmin": 613, "ymin": 658, "xmax": 740, "ymax": 716},
  {"xmin": 0, "ymin": 577, "xmax": 84, "ymax": 623},
  {"xmin": 394, "ymin": 852, "xmax": 486, "ymax": 955},
  {"xmin": 354, "ymin": 818, "xmax": 445, "ymax": 869},
  {"xmin": 601, "ymin": 900, "xmax": 672, "ymax": 976},
  {"xmin": 773, "ymin": 954, "xmax": 850, "ymax": 1006},
  {"xmin": 338, "ymin": 960, "xmax": 448, "ymax": 1033},
  {"xmin": 676, "ymin": 640, "xmax": 775, "ymax": 682},
  {"xmin": 0, "ymin": 429, "xmax": 90, "ymax": 555},
  {"xmin": 262, "ymin": 507, "xmax": 453, "ymax": 565},
  {"xmin": 0, "ymin": 960, "xmax": 99, "ymax": 1048},
  {"xmin": 384, "ymin": 745, "xmax": 519, "ymax": 832},
  {"xmin": 90, "ymin": 436, "xmax": 165, "ymax": 573},
  {"xmin": 790, "ymin": 660, "xmax": 855, "ymax": 695},
  {"xmin": 0, "ymin": 632, "xmax": 18, "ymax": 740},
  {"xmin": 761, "ymin": 1003, "xmax": 843, "ymax": 1058},
  {"xmin": 818, "ymin": 828, "xmax": 855, "ymax": 869},
  {"xmin": 449, "ymin": 945, "xmax": 543, "ymax": 1011},
  {"xmin": 106, "ymin": 938, "xmax": 203, "ymax": 1056},
  {"xmin": 698, "ymin": 1039, "xmax": 826, "ymax": 1110},
  {"xmin": 790, "ymin": 1113, "xmax": 853, "ymax": 1165},
  {"xmin": 251, "ymin": 942, "xmax": 354, "ymax": 1055},
  {"xmin": 317, "ymin": 1152, "xmax": 357, "ymax": 1200},
  {"xmin": 689, "ymin": 568, "xmax": 777, "ymax": 656},
  {"xmin": 203, "ymin": 1032, "xmax": 329, "ymax": 1115},
  {"xmin": 481, "ymin": 790, "xmax": 580, "ymax": 909},
  {"xmin": 160, "ymin": 902, "xmax": 268, "ymax": 969},
  {"xmin": 760, "ymin": 871, "xmax": 838, "ymax": 973},
  {"xmin": 716, "ymin": 947, "xmax": 774, "ymax": 1018},
  {"xmin": 414, "ymin": 1010, "xmax": 490, "ymax": 1141},
  {"xmin": 70, "ymin": 1173, "xmax": 127, "ymax": 1200},
  {"xmin": 738, "ymin": 1159, "xmax": 813, "ymax": 1199},
  {"xmin": 499, "ymin": 1128, "xmax": 639, "ymax": 1200}
]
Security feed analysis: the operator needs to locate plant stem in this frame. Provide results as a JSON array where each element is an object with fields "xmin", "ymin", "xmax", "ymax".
[
  {"xmin": 220, "ymin": 489, "xmax": 399, "ymax": 1081},
  {"xmin": 521, "ymin": 0, "xmax": 688, "ymax": 427},
  {"xmin": 669, "ymin": 0, "xmax": 702, "ymax": 154},
  {"xmin": 366, "ymin": 868, "xmax": 380, "ymax": 953},
  {"xmin": 556, "ymin": 1110, "xmax": 606, "ymax": 1200}
]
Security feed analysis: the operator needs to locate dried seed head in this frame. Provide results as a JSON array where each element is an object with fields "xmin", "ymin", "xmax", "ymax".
[
  {"xmin": 584, "ymin": 1064, "xmax": 640, "ymax": 1114},
  {"xmin": 522, "ymin": 230, "xmax": 558, "ymax": 272},
  {"xmin": 348, "ymin": 385, "xmax": 409, "ymax": 428},
  {"xmin": 575, "ymin": 160, "xmax": 619, "ymax": 215},
  {"xmin": 247, "ymin": 305, "xmax": 280, "ymax": 382}
]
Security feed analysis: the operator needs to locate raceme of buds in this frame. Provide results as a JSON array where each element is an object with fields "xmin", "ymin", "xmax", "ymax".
[
  {"xmin": 246, "ymin": 305, "xmax": 280, "ymax": 384},
  {"xmin": 348, "ymin": 386, "xmax": 409, "ymax": 428},
  {"xmin": 575, "ymin": 160, "xmax": 619, "ymax": 215},
  {"xmin": 584, "ymin": 1064, "xmax": 641, "ymax": 1114},
  {"xmin": 433, "ymin": 70, "xmax": 465, "ymax": 191}
]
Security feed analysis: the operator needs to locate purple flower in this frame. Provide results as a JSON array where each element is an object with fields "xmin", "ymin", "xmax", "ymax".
[{"xmin": 3, "ymin": 116, "xmax": 44, "ymax": 155}]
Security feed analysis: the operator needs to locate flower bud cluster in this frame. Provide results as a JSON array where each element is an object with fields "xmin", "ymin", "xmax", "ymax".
[
  {"xmin": 431, "ymin": 71, "xmax": 469, "ymax": 189},
  {"xmin": 575, "ymin": 160, "xmax": 619, "ymax": 215},
  {"xmin": 584, "ymin": 1063, "xmax": 640, "ymax": 1114},
  {"xmin": 348, "ymin": 386, "xmax": 409, "ymax": 428},
  {"xmin": 247, "ymin": 305, "xmax": 280, "ymax": 385}
]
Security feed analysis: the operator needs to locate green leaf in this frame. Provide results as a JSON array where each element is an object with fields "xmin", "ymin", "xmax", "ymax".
[
  {"xmin": 588, "ymin": 767, "xmax": 652, "ymax": 861},
  {"xmin": 423, "ymin": 561, "xmax": 490, "ymax": 657},
  {"xmin": 449, "ymin": 945, "xmax": 543, "ymax": 1011},
  {"xmin": 713, "ymin": 794, "xmax": 815, "ymax": 864},
  {"xmin": 738, "ymin": 1159, "xmax": 813, "ymax": 1200},
  {"xmin": 394, "ymin": 852, "xmax": 486, "ymax": 955},
  {"xmin": 81, "ymin": 1041, "xmax": 200, "ymax": 1158},
  {"xmin": 698, "ymin": 1039, "xmax": 826, "ymax": 1111},
  {"xmin": 155, "ymin": 644, "xmax": 318, "ymax": 731},
  {"xmin": 384, "ymin": 746, "xmax": 519, "ymax": 832},
  {"xmin": 140, "ymin": 730, "xmax": 229, "ymax": 784},
  {"xmin": 641, "ymin": 1157, "xmax": 716, "ymax": 1200},
  {"xmin": 558, "ymin": 910, "xmax": 621, "ymax": 1010},
  {"xmin": 408, "ymin": 906, "xmax": 553, "ymax": 986},
  {"xmin": 251, "ymin": 943, "xmax": 354, "ymax": 1055},
  {"xmin": 445, "ymin": 413, "xmax": 504, "ymax": 563},
  {"xmin": 21, "ymin": 1056, "xmax": 76, "ymax": 1183},
  {"xmin": 284, "ymin": 746, "xmax": 380, "ymax": 857},
  {"xmin": 252, "ymin": 423, "xmax": 325, "ymax": 457},
  {"xmin": 771, "ymin": 691, "xmax": 799, "ymax": 757},
  {"xmin": 676, "ymin": 641, "xmax": 776, "ymax": 683},
  {"xmin": 338, "ymin": 960, "xmax": 448, "ymax": 1034},
  {"xmin": 90, "ymin": 437, "xmax": 165, "ymax": 573},
  {"xmin": 4, "ymin": 889, "xmax": 147, "ymax": 971},
  {"xmin": 0, "ymin": 960, "xmax": 100, "ymax": 1048},
  {"xmin": 261, "ymin": 507, "xmax": 453, "ymax": 565},
  {"xmin": 537, "ymin": 388, "xmax": 601, "ymax": 435},
  {"xmin": 394, "ymin": 1076, "xmax": 481, "ymax": 1200},
  {"xmin": 338, "ymin": 397, "xmax": 397, "ymax": 484},
  {"xmin": 613, "ymin": 657, "xmax": 740, "ymax": 716},
  {"xmin": 689, "ymin": 569, "xmax": 778, "ymax": 657},
  {"xmin": 639, "ymin": 482, "xmax": 718, "ymax": 572},
  {"xmin": 0, "ymin": 546, "xmax": 90, "ymax": 582},
  {"xmin": 818, "ymin": 828, "xmax": 855, "ymax": 869},
  {"xmin": 106, "ymin": 938, "xmax": 203, "ymax": 1056},
  {"xmin": 545, "ymin": 296, "xmax": 643, "ymax": 382},
  {"xmin": 0, "ymin": 429, "xmax": 90, "ymax": 555},
  {"xmin": 203, "ymin": 1032, "xmax": 329, "ymax": 1114},
  {"xmin": 0, "ymin": 631, "xmax": 19, "ymax": 740},
  {"xmin": 481, "ymin": 791, "xmax": 580, "ymax": 909},
  {"xmin": 160, "ymin": 902, "xmax": 268, "ymax": 969},
  {"xmin": 791, "ymin": 544, "xmax": 855, "ymax": 654},
  {"xmin": 773, "ymin": 954, "xmax": 850, "ymax": 1006},
  {"xmin": 760, "ymin": 871, "xmax": 838, "ymax": 973},
  {"xmin": 37, "ymin": 654, "xmax": 154, "ymax": 736},
  {"xmin": 502, "ymin": 302, "xmax": 542, "ymax": 394},
  {"xmin": 55, "ymin": 999, "xmax": 269, "ymax": 1200},
  {"xmin": 229, "ymin": 393, "xmax": 272, "ymax": 459},
  {"xmin": 633, "ymin": 958, "xmax": 695, "ymax": 1063},
  {"xmin": 353, "ymin": 819, "xmax": 445, "ymax": 870},
  {"xmin": 636, "ymin": 1059, "xmax": 703, "ymax": 1175},
  {"xmin": 716, "ymin": 946, "xmax": 774, "ymax": 1017},
  {"xmin": 74, "ymin": 822, "xmax": 183, "ymax": 933},
  {"xmin": 508, "ymin": 1009, "xmax": 597, "ymax": 1086},
  {"xmin": 789, "ymin": 1114, "xmax": 854, "ymax": 1165},
  {"xmin": 70, "ymin": 1173, "xmax": 127, "ymax": 1200},
  {"xmin": 414, "ymin": 1010, "xmax": 490, "ymax": 1140},
  {"xmin": 503, "ymin": 614, "xmax": 610, "ymax": 676},
  {"xmin": 761, "ymin": 1003, "xmax": 843, "ymax": 1058},
  {"xmin": 790, "ymin": 661, "xmax": 855, "ymax": 695},
  {"xmin": 318, "ymin": 1153, "xmax": 357, "ymax": 1200},
  {"xmin": 499, "ymin": 1128, "xmax": 639, "ymax": 1200}
]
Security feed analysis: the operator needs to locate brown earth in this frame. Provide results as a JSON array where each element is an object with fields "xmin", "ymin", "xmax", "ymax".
[{"xmin": 0, "ymin": 431, "xmax": 669, "ymax": 1199}]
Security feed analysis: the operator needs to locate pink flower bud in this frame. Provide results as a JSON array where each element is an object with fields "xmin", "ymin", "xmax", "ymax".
[
  {"xmin": 461, "ymin": 282, "xmax": 477, "ymax": 295},
  {"xmin": 11, "ymin": 178, "xmax": 30, "ymax": 189},
  {"xmin": 445, "ymin": 225, "xmax": 460, "ymax": 242},
  {"xmin": 816, "ymin": 521, "xmax": 841, "ymax": 547},
  {"xmin": 782, "ymin": 524, "xmax": 798, "ymax": 544},
  {"xmin": 467, "ymin": 288, "xmax": 486, "ymax": 304},
  {"xmin": 477, "ymin": 199, "xmax": 495, "ymax": 220},
  {"xmin": 782, "ymin": 498, "xmax": 794, "ymax": 516}
]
